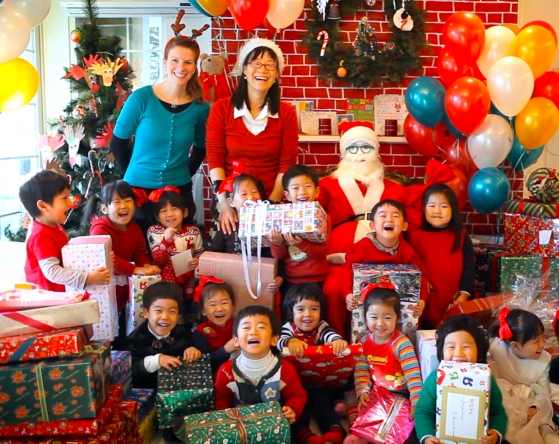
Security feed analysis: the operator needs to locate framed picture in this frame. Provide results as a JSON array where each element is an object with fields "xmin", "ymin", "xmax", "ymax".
[{"xmin": 337, "ymin": 113, "xmax": 355, "ymax": 126}]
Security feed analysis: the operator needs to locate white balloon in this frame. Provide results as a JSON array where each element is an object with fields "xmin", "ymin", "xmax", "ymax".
[
  {"xmin": 267, "ymin": 0, "xmax": 305, "ymax": 30},
  {"xmin": 476, "ymin": 26, "xmax": 515, "ymax": 78},
  {"xmin": 0, "ymin": 5, "xmax": 30, "ymax": 64},
  {"xmin": 487, "ymin": 56, "xmax": 534, "ymax": 117},
  {"xmin": 467, "ymin": 114, "xmax": 513, "ymax": 169},
  {"xmin": 8, "ymin": 0, "xmax": 51, "ymax": 28}
]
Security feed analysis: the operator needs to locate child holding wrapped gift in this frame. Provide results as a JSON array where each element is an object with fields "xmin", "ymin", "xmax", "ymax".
[
  {"xmin": 408, "ymin": 184, "xmax": 474, "ymax": 329},
  {"xmin": 278, "ymin": 283, "xmax": 348, "ymax": 444},
  {"xmin": 83, "ymin": 180, "xmax": 160, "ymax": 335},
  {"xmin": 192, "ymin": 277, "xmax": 238, "ymax": 373},
  {"xmin": 345, "ymin": 285, "xmax": 422, "ymax": 444},
  {"xmin": 20, "ymin": 170, "xmax": 111, "ymax": 292},
  {"xmin": 214, "ymin": 305, "xmax": 307, "ymax": 432},
  {"xmin": 113, "ymin": 281, "xmax": 201, "ymax": 390},
  {"xmin": 489, "ymin": 308, "xmax": 559, "ymax": 444},
  {"xmin": 415, "ymin": 314, "xmax": 508, "ymax": 444},
  {"xmin": 269, "ymin": 165, "xmax": 331, "ymax": 297}
]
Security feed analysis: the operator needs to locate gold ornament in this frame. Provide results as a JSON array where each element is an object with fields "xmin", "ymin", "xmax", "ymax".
[{"xmin": 337, "ymin": 60, "xmax": 347, "ymax": 77}]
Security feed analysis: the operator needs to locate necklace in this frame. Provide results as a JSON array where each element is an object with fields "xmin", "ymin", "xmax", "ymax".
[{"xmin": 170, "ymin": 104, "xmax": 177, "ymax": 108}]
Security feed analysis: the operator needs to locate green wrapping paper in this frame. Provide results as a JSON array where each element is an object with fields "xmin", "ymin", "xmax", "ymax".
[
  {"xmin": 497, "ymin": 255, "xmax": 559, "ymax": 293},
  {"xmin": 174, "ymin": 401, "xmax": 290, "ymax": 444},
  {"xmin": 504, "ymin": 199, "xmax": 559, "ymax": 218},
  {"xmin": 157, "ymin": 354, "xmax": 214, "ymax": 429}
]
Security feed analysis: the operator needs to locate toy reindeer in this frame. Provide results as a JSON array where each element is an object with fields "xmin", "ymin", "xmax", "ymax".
[{"xmin": 63, "ymin": 124, "xmax": 85, "ymax": 167}]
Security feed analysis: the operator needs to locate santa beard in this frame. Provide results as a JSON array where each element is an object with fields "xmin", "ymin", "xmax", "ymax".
[{"xmin": 332, "ymin": 155, "xmax": 385, "ymax": 185}]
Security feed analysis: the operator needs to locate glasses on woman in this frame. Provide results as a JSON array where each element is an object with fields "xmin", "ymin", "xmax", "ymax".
[
  {"xmin": 248, "ymin": 60, "xmax": 278, "ymax": 71},
  {"xmin": 346, "ymin": 144, "xmax": 374, "ymax": 154}
]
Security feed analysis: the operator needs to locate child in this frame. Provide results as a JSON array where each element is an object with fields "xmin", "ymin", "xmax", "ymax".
[
  {"xmin": 19, "ymin": 170, "xmax": 110, "ymax": 291},
  {"xmin": 191, "ymin": 276, "xmax": 238, "ymax": 373},
  {"xmin": 278, "ymin": 283, "xmax": 347, "ymax": 444},
  {"xmin": 113, "ymin": 281, "xmax": 201, "ymax": 389},
  {"xmin": 82, "ymin": 180, "xmax": 160, "ymax": 333},
  {"xmin": 489, "ymin": 308, "xmax": 558, "ymax": 444},
  {"xmin": 147, "ymin": 186, "xmax": 204, "ymax": 286},
  {"xmin": 269, "ymin": 165, "xmax": 331, "ymax": 297},
  {"xmin": 408, "ymin": 184, "xmax": 474, "ymax": 329},
  {"xmin": 415, "ymin": 314, "xmax": 508, "ymax": 444},
  {"xmin": 214, "ymin": 305, "xmax": 307, "ymax": 429},
  {"xmin": 345, "ymin": 285, "xmax": 422, "ymax": 444},
  {"xmin": 323, "ymin": 199, "xmax": 426, "ymax": 338}
]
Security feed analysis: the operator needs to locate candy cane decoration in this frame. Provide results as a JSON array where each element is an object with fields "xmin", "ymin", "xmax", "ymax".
[{"xmin": 317, "ymin": 30, "xmax": 329, "ymax": 57}]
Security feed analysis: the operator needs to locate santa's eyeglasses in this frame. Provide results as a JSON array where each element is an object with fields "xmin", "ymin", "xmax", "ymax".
[{"xmin": 345, "ymin": 144, "xmax": 375, "ymax": 154}]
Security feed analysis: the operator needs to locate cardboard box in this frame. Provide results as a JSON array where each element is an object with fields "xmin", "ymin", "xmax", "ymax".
[
  {"xmin": 415, "ymin": 330, "xmax": 438, "ymax": 381},
  {"xmin": 62, "ymin": 236, "xmax": 118, "ymax": 341},
  {"xmin": 126, "ymin": 274, "xmax": 162, "ymax": 335},
  {"xmin": 436, "ymin": 361, "xmax": 491, "ymax": 444}
]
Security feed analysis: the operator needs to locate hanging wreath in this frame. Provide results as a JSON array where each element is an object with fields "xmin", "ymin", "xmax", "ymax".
[{"xmin": 301, "ymin": 0, "xmax": 428, "ymax": 87}]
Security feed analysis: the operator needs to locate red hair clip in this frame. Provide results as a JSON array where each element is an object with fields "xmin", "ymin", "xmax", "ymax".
[
  {"xmin": 133, "ymin": 188, "xmax": 148, "ymax": 207},
  {"xmin": 194, "ymin": 276, "xmax": 225, "ymax": 303},
  {"xmin": 498, "ymin": 307, "xmax": 513, "ymax": 341},
  {"xmin": 148, "ymin": 186, "xmax": 181, "ymax": 203},
  {"xmin": 218, "ymin": 161, "xmax": 244, "ymax": 195},
  {"xmin": 360, "ymin": 282, "xmax": 396, "ymax": 302}
]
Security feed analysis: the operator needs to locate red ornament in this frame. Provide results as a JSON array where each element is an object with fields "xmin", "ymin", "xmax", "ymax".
[
  {"xmin": 120, "ymin": 57, "xmax": 129, "ymax": 71},
  {"xmin": 70, "ymin": 29, "xmax": 82, "ymax": 43},
  {"xmin": 69, "ymin": 194, "xmax": 82, "ymax": 209}
]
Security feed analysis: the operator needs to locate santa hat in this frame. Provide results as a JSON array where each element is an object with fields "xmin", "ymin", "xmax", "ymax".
[
  {"xmin": 339, "ymin": 120, "xmax": 380, "ymax": 156},
  {"xmin": 231, "ymin": 38, "xmax": 285, "ymax": 76}
]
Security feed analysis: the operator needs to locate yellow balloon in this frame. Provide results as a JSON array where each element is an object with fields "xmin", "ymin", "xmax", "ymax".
[
  {"xmin": 198, "ymin": 0, "xmax": 229, "ymax": 16},
  {"xmin": 0, "ymin": 57, "xmax": 39, "ymax": 112},
  {"xmin": 513, "ymin": 25, "xmax": 557, "ymax": 79},
  {"xmin": 515, "ymin": 97, "xmax": 559, "ymax": 150}
]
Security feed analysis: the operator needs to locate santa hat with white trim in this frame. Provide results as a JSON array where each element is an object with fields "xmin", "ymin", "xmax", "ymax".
[
  {"xmin": 231, "ymin": 38, "xmax": 285, "ymax": 76},
  {"xmin": 338, "ymin": 120, "xmax": 380, "ymax": 156}
]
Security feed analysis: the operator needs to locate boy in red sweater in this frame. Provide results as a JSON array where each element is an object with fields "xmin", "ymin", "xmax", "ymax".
[{"xmin": 214, "ymin": 305, "xmax": 307, "ymax": 436}]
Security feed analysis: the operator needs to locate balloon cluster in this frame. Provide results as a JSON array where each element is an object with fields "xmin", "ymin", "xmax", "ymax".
[
  {"xmin": 404, "ymin": 12, "xmax": 558, "ymax": 215},
  {"xmin": 189, "ymin": 0, "xmax": 305, "ymax": 32},
  {"xmin": 0, "ymin": 0, "xmax": 52, "ymax": 112}
]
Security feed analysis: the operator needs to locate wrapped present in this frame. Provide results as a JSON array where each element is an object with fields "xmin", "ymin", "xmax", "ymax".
[
  {"xmin": 441, "ymin": 294, "xmax": 513, "ymax": 328},
  {"xmin": 62, "ymin": 235, "xmax": 118, "ymax": 341},
  {"xmin": 174, "ymin": 401, "xmax": 290, "ymax": 443},
  {"xmin": 495, "ymin": 254, "xmax": 559, "ymax": 293},
  {"xmin": 0, "ymin": 343, "xmax": 111, "ymax": 425},
  {"xmin": 282, "ymin": 344, "xmax": 362, "ymax": 388},
  {"xmin": 504, "ymin": 199, "xmax": 559, "ymax": 218},
  {"xmin": 126, "ymin": 274, "xmax": 161, "ymax": 335},
  {"xmin": 198, "ymin": 252, "xmax": 277, "ymax": 316},
  {"xmin": 0, "ymin": 327, "xmax": 88, "ymax": 364},
  {"xmin": 138, "ymin": 407, "xmax": 157, "ymax": 444},
  {"xmin": 123, "ymin": 388, "xmax": 156, "ymax": 422},
  {"xmin": 0, "ymin": 285, "xmax": 89, "ymax": 311},
  {"xmin": 350, "ymin": 385, "xmax": 414, "ymax": 444},
  {"xmin": 0, "ymin": 299, "xmax": 100, "ymax": 339},
  {"xmin": 436, "ymin": 361, "xmax": 491, "ymax": 443},
  {"xmin": 351, "ymin": 264, "xmax": 421, "ymax": 344},
  {"xmin": 111, "ymin": 350, "xmax": 132, "ymax": 396},
  {"xmin": 415, "ymin": 330, "xmax": 438, "ymax": 382},
  {"xmin": 0, "ymin": 384, "xmax": 123, "ymax": 437},
  {"xmin": 473, "ymin": 244, "xmax": 505, "ymax": 297},
  {"xmin": 503, "ymin": 213, "xmax": 559, "ymax": 257},
  {"xmin": 157, "ymin": 354, "xmax": 214, "ymax": 428},
  {"xmin": 345, "ymin": 390, "xmax": 359, "ymax": 426},
  {"xmin": 238, "ymin": 201, "xmax": 327, "ymax": 248}
]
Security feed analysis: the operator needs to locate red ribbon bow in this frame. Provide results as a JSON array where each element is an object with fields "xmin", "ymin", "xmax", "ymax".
[
  {"xmin": 194, "ymin": 276, "xmax": 226, "ymax": 303},
  {"xmin": 360, "ymin": 282, "xmax": 396, "ymax": 302},
  {"xmin": 498, "ymin": 307, "xmax": 513, "ymax": 341},
  {"xmin": 218, "ymin": 161, "xmax": 244, "ymax": 195},
  {"xmin": 552, "ymin": 310, "xmax": 559, "ymax": 337},
  {"xmin": 133, "ymin": 188, "xmax": 148, "ymax": 207},
  {"xmin": 148, "ymin": 186, "xmax": 181, "ymax": 203}
]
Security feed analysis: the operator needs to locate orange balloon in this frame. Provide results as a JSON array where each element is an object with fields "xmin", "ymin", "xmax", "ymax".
[
  {"xmin": 515, "ymin": 97, "xmax": 559, "ymax": 150},
  {"xmin": 513, "ymin": 25, "xmax": 557, "ymax": 79},
  {"xmin": 522, "ymin": 20, "xmax": 558, "ymax": 46},
  {"xmin": 503, "ymin": 24, "xmax": 520, "ymax": 35}
]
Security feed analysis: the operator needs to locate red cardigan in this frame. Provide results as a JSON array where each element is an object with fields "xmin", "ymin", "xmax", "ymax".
[{"xmin": 205, "ymin": 98, "xmax": 298, "ymax": 197}]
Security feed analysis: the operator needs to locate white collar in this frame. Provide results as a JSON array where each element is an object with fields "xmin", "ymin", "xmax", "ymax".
[
  {"xmin": 233, "ymin": 102, "xmax": 278, "ymax": 120},
  {"xmin": 147, "ymin": 323, "xmax": 171, "ymax": 340}
]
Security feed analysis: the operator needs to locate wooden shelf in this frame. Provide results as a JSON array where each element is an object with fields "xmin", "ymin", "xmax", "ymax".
[{"xmin": 297, "ymin": 134, "xmax": 408, "ymax": 144}]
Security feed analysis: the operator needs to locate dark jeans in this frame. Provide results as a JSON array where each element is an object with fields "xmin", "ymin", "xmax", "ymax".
[{"xmin": 295, "ymin": 387, "xmax": 345, "ymax": 436}]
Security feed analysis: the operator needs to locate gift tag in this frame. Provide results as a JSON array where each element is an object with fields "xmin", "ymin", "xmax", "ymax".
[
  {"xmin": 539, "ymin": 230, "xmax": 552, "ymax": 245},
  {"xmin": 171, "ymin": 249, "xmax": 193, "ymax": 276}
]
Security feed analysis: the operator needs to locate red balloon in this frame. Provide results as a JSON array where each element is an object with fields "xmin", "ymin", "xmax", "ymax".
[
  {"xmin": 404, "ymin": 115, "xmax": 445, "ymax": 157},
  {"xmin": 522, "ymin": 20, "xmax": 558, "ymax": 46},
  {"xmin": 533, "ymin": 71, "xmax": 559, "ymax": 110},
  {"xmin": 437, "ymin": 47, "xmax": 469, "ymax": 88},
  {"xmin": 229, "ymin": 0, "xmax": 270, "ymax": 32},
  {"xmin": 446, "ymin": 166, "xmax": 469, "ymax": 210},
  {"xmin": 468, "ymin": 61, "xmax": 486, "ymax": 82},
  {"xmin": 262, "ymin": 16, "xmax": 277, "ymax": 35},
  {"xmin": 445, "ymin": 77, "xmax": 490, "ymax": 135},
  {"xmin": 440, "ymin": 135, "xmax": 478, "ymax": 179},
  {"xmin": 442, "ymin": 11, "xmax": 486, "ymax": 64}
]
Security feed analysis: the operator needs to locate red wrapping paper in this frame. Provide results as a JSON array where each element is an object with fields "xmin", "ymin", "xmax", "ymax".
[
  {"xmin": 440, "ymin": 293, "xmax": 513, "ymax": 328},
  {"xmin": 503, "ymin": 213, "xmax": 559, "ymax": 257},
  {"xmin": 283, "ymin": 344, "xmax": 363, "ymax": 388},
  {"xmin": 0, "ymin": 327, "xmax": 88, "ymax": 364},
  {"xmin": 350, "ymin": 386, "xmax": 414, "ymax": 444}
]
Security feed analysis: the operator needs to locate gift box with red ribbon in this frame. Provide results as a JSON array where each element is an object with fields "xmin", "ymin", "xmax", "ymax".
[
  {"xmin": 504, "ymin": 199, "xmax": 559, "ymax": 218},
  {"xmin": 473, "ymin": 243, "xmax": 505, "ymax": 298},
  {"xmin": 282, "ymin": 344, "xmax": 363, "ymax": 388},
  {"xmin": 125, "ymin": 274, "xmax": 161, "ymax": 335},
  {"xmin": 0, "ymin": 327, "xmax": 88, "ymax": 364},
  {"xmin": 503, "ymin": 213, "xmax": 559, "ymax": 257},
  {"xmin": 440, "ymin": 293, "xmax": 513, "ymax": 328}
]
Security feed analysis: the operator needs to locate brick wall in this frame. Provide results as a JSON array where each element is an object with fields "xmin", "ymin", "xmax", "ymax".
[{"xmin": 200, "ymin": 0, "xmax": 521, "ymax": 236}]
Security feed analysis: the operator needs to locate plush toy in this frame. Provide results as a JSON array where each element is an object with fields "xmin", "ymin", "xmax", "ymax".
[{"xmin": 199, "ymin": 53, "xmax": 232, "ymax": 104}]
